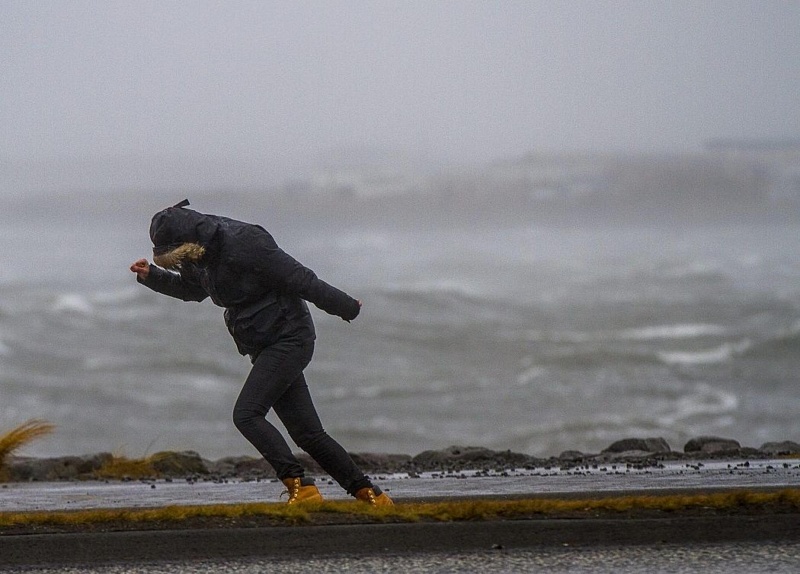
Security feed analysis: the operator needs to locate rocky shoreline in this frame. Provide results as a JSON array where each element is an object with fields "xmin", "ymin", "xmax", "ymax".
[{"xmin": 4, "ymin": 436, "xmax": 800, "ymax": 483}]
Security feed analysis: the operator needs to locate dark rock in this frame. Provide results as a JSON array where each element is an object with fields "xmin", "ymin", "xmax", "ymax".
[
  {"xmin": 412, "ymin": 446, "xmax": 491, "ymax": 467},
  {"xmin": 410, "ymin": 445, "xmax": 535, "ymax": 471},
  {"xmin": 149, "ymin": 451, "xmax": 208, "ymax": 476},
  {"xmin": 79, "ymin": 452, "xmax": 115, "ymax": 473},
  {"xmin": 7, "ymin": 453, "xmax": 113, "ymax": 481},
  {"xmin": 684, "ymin": 436, "xmax": 741, "ymax": 454},
  {"xmin": 759, "ymin": 441, "xmax": 800, "ymax": 455},
  {"xmin": 239, "ymin": 458, "xmax": 275, "ymax": 478},
  {"xmin": 558, "ymin": 450, "xmax": 585, "ymax": 462},
  {"xmin": 208, "ymin": 456, "xmax": 275, "ymax": 478},
  {"xmin": 40, "ymin": 457, "xmax": 86, "ymax": 480},
  {"xmin": 207, "ymin": 456, "xmax": 248, "ymax": 477},
  {"xmin": 204, "ymin": 457, "xmax": 235, "ymax": 477},
  {"xmin": 603, "ymin": 438, "xmax": 671, "ymax": 454},
  {"xmin": 3, "ymin": 456, "xmax": 31, "ymax": 481},
  {"xmin": 601, "ymin": 450, "xmax": 654, "ymax": 461},
  {"xmin": 349, "ymin": 452, "xmax": 413, "ymax": 473}
]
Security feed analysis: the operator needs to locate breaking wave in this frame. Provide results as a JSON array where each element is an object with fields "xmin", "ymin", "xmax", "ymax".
[
  {"xmin": 618, "ymin": 323, "xmax": 728, "ymax": 341},
  {"xmin": 657, "ymin": 340, "xmax": 753, "ymax": 366}
]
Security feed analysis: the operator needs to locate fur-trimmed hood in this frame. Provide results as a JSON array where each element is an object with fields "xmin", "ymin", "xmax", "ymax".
[
  {"xmin": 149, "ymin": 199, "xmax": 219, "ymax": 267},
  {"xmin": 152, "ymin": 242, "xmax": 206, "ymax": 269}
]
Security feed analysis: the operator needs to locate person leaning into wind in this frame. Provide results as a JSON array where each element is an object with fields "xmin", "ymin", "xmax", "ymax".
[{"xmin": 130, "ymin": 200, "xmax": 392, "ymax": 506}]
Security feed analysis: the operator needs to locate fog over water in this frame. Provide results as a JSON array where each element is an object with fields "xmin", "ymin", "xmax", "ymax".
[
  {"xmin": 3, "ymin": 1, "xmax": 800, "ymax": 191},
  {"xmin": 1, "ymin": 2, "xmax": 799, "ymax": 459}
]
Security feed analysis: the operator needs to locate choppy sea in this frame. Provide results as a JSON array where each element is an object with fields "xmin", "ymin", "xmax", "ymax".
[{"xmin": 2, "ymin": 192, "xmax": 799, "ymax": 460}]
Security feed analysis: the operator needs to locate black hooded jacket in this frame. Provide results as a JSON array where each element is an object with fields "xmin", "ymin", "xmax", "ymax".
[{"xmin": 139, "ymin": 203, "xmax": 360, "ymax": 358}]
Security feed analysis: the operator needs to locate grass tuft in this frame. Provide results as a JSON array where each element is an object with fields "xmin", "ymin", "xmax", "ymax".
[
  {"xmin": 0, "ymin": 420, "xmax": 55, "ymax": 481},
  {"xmin": 93, "ymin": 455, "xmax": 158, "ymax": 480}
]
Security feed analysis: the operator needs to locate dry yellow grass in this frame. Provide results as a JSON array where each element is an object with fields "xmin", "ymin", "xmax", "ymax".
[
  {"xmin": 93, "ymin": 455, "xmax": 158, "ymax": 480},
  {"xmin": 1, "ymin": 489, "xmax": 798, "ymax": 531},
  {"xmin": 93, "ymin": 450, "xmax": 209, "ymax": 479},
  {"xmin": 0, "ymin": 502, "xmax": 312, "ymax": 530},
  {"xmin": 0, "ymin": 419, "xmax": 55, "ymax": 481},
  {"xmin": 316, "ymin": 489, "xmax": 800, "ymax": 522}
]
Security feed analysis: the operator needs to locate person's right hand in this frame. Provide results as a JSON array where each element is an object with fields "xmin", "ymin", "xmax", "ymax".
[{"xmin": 130, "ymin": 258, "xmax": 150, "ymax": 280}]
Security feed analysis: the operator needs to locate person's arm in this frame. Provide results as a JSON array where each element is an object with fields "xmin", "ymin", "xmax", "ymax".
[
  {"xmin": 259, "ymin": 249, "xmax": 361, "ymax": 321},
  {"xmin": 286, "ymin": 263, "xmax": 361, "ymax": 321},
  {"xmin": 130, "ymin": 258, "xmax": 208, "ymax": 302}
]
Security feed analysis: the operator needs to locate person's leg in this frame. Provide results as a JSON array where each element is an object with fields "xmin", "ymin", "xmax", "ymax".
[
  {"xmin": 233, "ymin": 338, "xmax": 392, "ymax": 504},
  {"xmin": 273, "ymin": 368, "xmax": 373, "ymax": 496},
  {"xmin": 231, "ymin": 339, "xmax": 314, "ymax": 480}
]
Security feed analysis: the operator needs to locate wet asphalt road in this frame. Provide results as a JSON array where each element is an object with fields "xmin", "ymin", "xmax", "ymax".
[{"xmin": 5, "ymin": 542, "xmax": 800, "ymax": 573}]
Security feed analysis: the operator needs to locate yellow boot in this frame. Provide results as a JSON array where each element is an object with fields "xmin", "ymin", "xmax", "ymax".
[
  {"xmin": 282, "ymin": 477, "xmax": 324, "ymax": 505},
  {"xmin": 355, "ymin": 486, "xmax": 394, "ymax": 507}
]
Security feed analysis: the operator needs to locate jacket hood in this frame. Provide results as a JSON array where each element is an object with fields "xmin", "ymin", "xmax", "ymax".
[{"xmin": 149, "ymin": 200, "xmax": 220, "ymax": 257}]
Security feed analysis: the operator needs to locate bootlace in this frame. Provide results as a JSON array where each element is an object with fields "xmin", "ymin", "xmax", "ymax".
[{"xmin": 281, "ymin": 478, "xmax": 301, "ymax": 503}]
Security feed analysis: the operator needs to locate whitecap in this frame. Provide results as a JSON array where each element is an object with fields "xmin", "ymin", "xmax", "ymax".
[
  {"xmin": 657, "ymin": 340, "xmax": 752, "ymax": 365},
  {"xmin": 526, "ymin": 325, "xmax": 728, "ymax": 345},
  {"xmin": 516, "ymin": 366, "xmax": 546, "ymax": 386},
  {"xmin": 356, "ymin": 385, "xmax": 383, "ymax": 399},
  {"xmin": 90, "ymin": 286, "xmax": 141, "ymax": 305},
  {"xmin": 620, "ymin": 324, "xmax": 728, "ymax": 341},
  {"xmin": 357, "ymin": 416, "xmax": 401, "ymax": 432},
  {"xmin": 186, "ymin": 376, "xmax": 229, "ymax": 392},
  {"xmin": 665, "ymin": 261, "xmax": 726, "ymax": 279},
  {"xmin": 387, "ymin": 280, "xmax": 484, "ymax": 299},
  {"xmin": 524, "ymin": 329, "xmax": 594, "ymax": 343},
  {"xmin": 656, "ymin": 383, "xmax": 739, "ymax": 426},
  {"xmin": 739, "ymin": 254, "xmax": 763, "ymax": 268},
  {"xmin": 51, "ymin": 293, "xmax": 93, "ymax": 314},
  {"xmin": 83, "ymin": 355, "xmax": 130, "ymax": 371},
  {"xmin": 323, "ymin": 386, "xmax": 351, "ymax": 400}
]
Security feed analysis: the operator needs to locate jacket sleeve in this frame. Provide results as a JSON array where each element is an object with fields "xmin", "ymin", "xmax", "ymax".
[
  {"xmin": 138, "ymin": 265, "xmax": 208, "ymax": 302},
  {"xmin": 261, "ymin": 248, "xmax": 360, "ymax": 321}
]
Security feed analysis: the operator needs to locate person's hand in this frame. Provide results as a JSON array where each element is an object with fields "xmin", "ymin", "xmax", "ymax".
[
  {"xmin": 344, "ymin": 299, "xmax": 362, "ymax": 322},
  {"xmin": 130, "ymin": 258, "xmax": 150, "ymax": 280}
]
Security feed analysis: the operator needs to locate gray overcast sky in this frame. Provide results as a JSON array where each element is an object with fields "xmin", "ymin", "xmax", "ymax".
[{"xmin": 2, "ymin": 0, "xmax": 799, "ymax": 176}]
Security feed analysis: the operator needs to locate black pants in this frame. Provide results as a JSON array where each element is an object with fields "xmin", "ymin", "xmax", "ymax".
[{"xmin": 232, "ymin": 339, "xmax": 371, "ymax": 496}]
